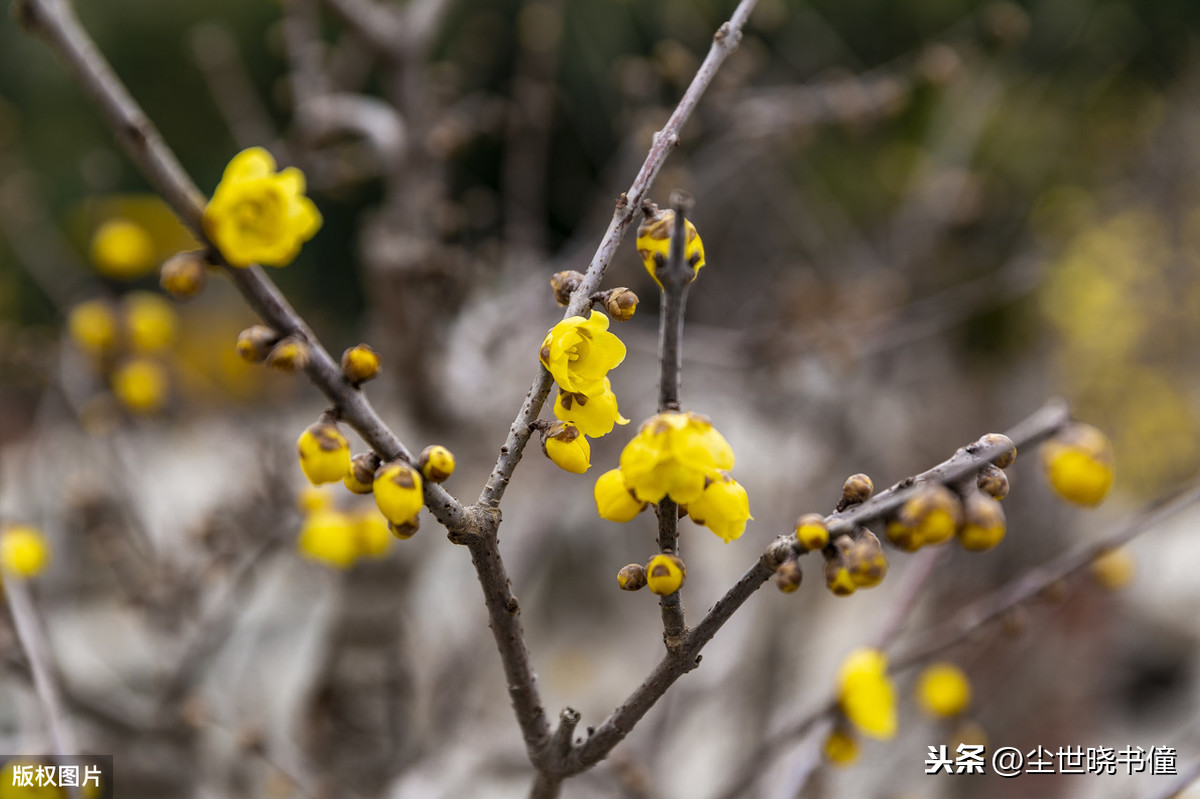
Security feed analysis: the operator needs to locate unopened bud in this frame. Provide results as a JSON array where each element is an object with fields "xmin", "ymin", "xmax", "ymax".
[
  {"xmin": 979, "ymin": 433, "xmax": 1017, "ymax": 469},
  {"xmin": 236, "ymin": 325, "xmax": 280, "ymax": 363},
  {"xmin": 837, "ymin": 473, "xmax": 874, "ymax": 511},
  {"xmin": 845, "ymin": 528, "xmax": 888, "ymax": 588},
  {"xmin": 645, "ymin": 553, "xmax": 686, "ymax": 595},
  {"xmin": 341, "ymin": 344, "xmax": 381, "ymax": 384},
  {"xmin": 419, "ymin": 444, "xmax": 456, "ymax": 483},
  {"xmin": 617, "ymin": 563, "xmax": 647, "ymax": 591},
  {"xmin": 795, "ymin": 512, "xmax": 830, "ymax": 551},
  {"xmin": 957, "ymin": 491, "xmax": 1006, "ymax": 552},
  {"xmin": 159, "ymin": 251, "xmax": 209, "ymax": 299},
  {"xmin": 602, "ymin": 287, "xmax": 638, "ymax": 321},
  {"xmin": 344, "ymin": 452, "xmax": 381, "ymax": 494},
  {"xmin": 266, "ymin": 336, "xmax": 310, "ymax": 372},
  {"xmin": 976, "ymin": 463, "xmax": 1009, "ymax": 500},
  {"xmin": 388, "ymin": 518, "xmax": 420, "ymax": 540},
  {"xmin": 774, "ymin": 558, "xmax": 803, "ymax": 593},
  {"xmin": 550, "ymin": 270, "xmax": 584, "ymax": 306}
]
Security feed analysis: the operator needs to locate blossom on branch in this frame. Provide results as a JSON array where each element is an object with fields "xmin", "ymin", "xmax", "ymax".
[
  {"xmin": 686, "ymin": 472, "xmax": 752, "ymax": 543},
  {"xmin": 618, "ymin": 411, "xmax": 735, "ymax": 505},
  {"xmin": 203, "ymin": 147, "xmax": 322, "ymax": 268},
  {"xmin": 539, "ymin": 311, "xmax": 626, "ymax": 397},
  {"xmin": 837, "ymin": 648, "xmax": 897, "ymax": 740},
  {"xmin": 553, "ymin": 378, "xmax": 629, "ymax": 437}
]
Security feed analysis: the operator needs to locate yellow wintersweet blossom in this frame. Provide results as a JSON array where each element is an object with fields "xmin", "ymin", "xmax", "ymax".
[
  {"xmin": 373, "ymin": 461, "xmax": 424, "ymax": 525},
  {"xmin": 539, "ymin": 310, "xmax": 626, "ymax": 396},
  {"xmin": 618, "ymin": 411, "xmax": 734, "ymax": 504},
  {"xmin": 553, "ymin": 378, "xmax": 629, "ymax": 437},
  {"xmin": 297, "ymin": 422, "xmax": 351, "ymax": 485},
  {"xmin": 837, "ymin": 648, "xmax": 897, "ymax": 740},
  {"xmin": 112, "ymin": 358, "xmax": 170, "ymax": 414},
  {"xmin": 916, "ymin": 662, "xmax": 972, "ymax": 718},
  {"xmin": 0, "ymin": 525, "xmax": 50, "ymax": 578},
  {"xmin": 1042, "ymin": 423, "xmax": 1115, "ymax": 507},
  {"xmin": 297, "ymin": 509, "xmax": 358, "ymax": 569},
  {"xmin": 593, "ymin": 468, "xmax": 646, "ymax": 522},
  {"xmin": 636, "ymin": 207, "xmax": 706, "ymax": 288},
  {"xmin": 353, "ymin": 510, "xmax": 393, "ymax": 560},
  {"xmin": 203, "ymin": 147, "xmax": 322, "ymax": 268},
  {"xmin": 542, "ymin": 422, "xmax": 591, "ymax": 474},
  {"xmin": 686, "ymin": 472, "xmax": 752, "ymax": 542},
  {"xmin": 67, "ymin": 299, "xmax": 119, "ymax": 355},
  {"xmin": 122, "ymin": 291, "xmax": 178, "ymax": 354}
]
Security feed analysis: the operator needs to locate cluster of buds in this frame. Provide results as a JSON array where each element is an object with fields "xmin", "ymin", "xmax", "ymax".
[{"xmin": 549, "ymin": 270, "xmax": 639, "ymax": 323}]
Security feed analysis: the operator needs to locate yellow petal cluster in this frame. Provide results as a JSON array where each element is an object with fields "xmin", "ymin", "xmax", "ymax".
[
  {"xmin": 543, "ymin": 422, "xmax": 591, "ymax": 474},
  {"xmin": 645, "ymin": 553, "xmax": 685, "ymax": 595},
  {"xmin": 618, "ymin": 411, "xmax": 734, "ymax": 505},
  {"xmin": 296, "ymin": 506, "xmax": 395, "ymax": 569},
  {"xmin": 915, "ymin": 662, "xmax": 972, "ymax": 718},
  {"xmin": 539, "ymin": 310, "xmax": 626, "ymax": 396},
  {"xmin": 594, "ymin": 468, "xmax": 646, "ymax": 522},
  {"xmin": 202, "ymin": 147, "xmax": 322, "ymax": 268},
  {"xmin": 837, "ymin": 648, "xmax": 897, "ymax": 740},
  {"xmin": 91, "ymin": 217, "xmax": 157, "ymax": 280},
  {"xmin": 0, "ymin": 525, "xmax": 50, "ymax": 578},
  {"xmin": 636, "ymin": 208, "xmax": 706, "ymax": 288},
  {"xmin": 686, "ymin": 472, "xmax": 753, "ymax": 543},
  {"xmin": 297, "ymin": 422, "xmax": 351, "ymax": 485},
  {"xmin": 553, "ymin": 378, "xmax": 629, "ymax": 438}
]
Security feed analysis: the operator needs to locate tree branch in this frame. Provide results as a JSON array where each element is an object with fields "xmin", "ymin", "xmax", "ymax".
[
  {"xmin": 5, "ymin": 577, "xmax": 78, "ymax": 758},
  {"xmin": 477, "ymin": 0, "xmax": 762, "ymax": 509}
]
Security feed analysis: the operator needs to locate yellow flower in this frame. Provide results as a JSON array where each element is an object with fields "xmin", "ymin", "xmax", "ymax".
[
  {"xmin": 594, "ymin": 468, "xmax": 646, "ymax": 522},
  {"xmin": 837, "ymin": 648, "xmax": 897, "ymax": 740},
  {"xmin": 122, "ymin": 291, "xmax": 178, "ymax": 354},
  {"xmin": 419, "ymin": 444, "xmax": 456, "ymax": 483},
  {"xmin": 636, "ymin": 207, "xmax": 706, "ymax": 288},
  {"xmin": 618, "ymin": 411, "xmax": 734, "ymax": 504},
  {"xmin": 0, "ymin": 526, "xmax": 50, "ymax": 578},
  {"xmin": 67, "ymin": 299, "xmax": 119, "ymax": 355},
  {"xmin": 202, "ymin": 147, "xmax": 322, "ymax": 268},
  {"xmin": 373, "ymin": 461, "xmax": 424, "ymax": 524},
  {"xmin": 112, "ymin": 357, "xmax": 169, "ymax": 414},
  {"xmin": 297, "ymin": 422, "xmax": 351, "ymax": 485},
  {"xmin": 823, "ymin": 728, "xmax": 859, "ymax": 766},
  {"xmin": 795, "ymin": 513, "xmax": 829, "ymax": 550},
  {"xmin": 553, "ymin": 378, "xmax": 629, "ymax": 437},
  {"xmin": 1041, "ymin": 423, "xmax": 1114, "ymax": 506},
  {"xmin": 353, "ymin": 510, "xmax": 392, "ymax": 560},
  {"xmin": 542, "ymin": 421, "xmax": 591, "ymax": 474},
  {"xmin": 686, "ymin": 473, "xmax": 752, "ymax": 542},
  {"xmin": 916, "ymin": 662, "xmax": 972, "ymax": 718},
  {"xmin": 91, "ymin": 217, "xmax": 157, "ymax": 280},
  {"xmin": 538, "ymin": 310, "xmax": 626, "ymax": 396},
  {"xmin": 297, "ymin": 509, "xmax": 357, "ymax": 569},
  {"xmin": 645, "ymin": 553, "xmax": 686, "ymax": 595}
]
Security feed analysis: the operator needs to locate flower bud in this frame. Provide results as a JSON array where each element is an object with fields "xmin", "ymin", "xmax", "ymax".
[
  {"xmin": 837, "ymin": 473, "xmax": 874, "ymax": 511},
  {"xmin": 886, "ymin": 483, "xmax": 961, "ymax": 551},
  {"xmin": 296, "ymin": 485, "xmax": 334, "ymax": 513},
  {"xmin": 1090, "ymin": 547, "xmax": 1135, "ymax": 590},
  {"xmin": 602, "ymin": 287, "xmax": 638, "ymax": 321},
  {"xmin": 594, "ymin": 468, "xmax": 646, "ymax": 522},
  {"xmin": 297, "ymin": 422, "xmax": 352, "ymax": 485},
  {"xmin": 353, "ymin": 510, "xmax": 392, "ymax": 559},
  {"xmin": 112, "ymin": 357, "xmax": 170, "ymax": 414},
  {"xmin": 373, "ymin": 461, "xmax": 424, "ymax": 525},
  {"xmin": 824, "ymin": 547, "xmax": 857, "ymax": 597},
  {"xmin": 123, "ymin": 291, "xmax": 178, "ymax": 354},
  {"xmin": 845, "ymin": 528, "xmax": 888, "ymax": 588},
  {"xmin": 823, "ymin": 728, "xmax": 859, "ymax": 766},
  {"xmin": 388, "ymin": 518, "xmax": 420, "ymax": 540},
  {"xmin": 645, "ymin": 553, "xmax": 686, "ymax": 595},
  {"xmin": 636, "ymin": 204, "xmax": 705, "ymax": 287},
  {"xmin": 915, "ymin": 662, "xmax": 972, "ymax": 719},
  {"xmin": 297, "ymin": 509, "xmax": 357, "ymax": 569},
  {"xmin": 1041, "ymin": 422, "xmax": 1114, "ymax": 507},
  {"xmin": 0, "ymin": 525, "xmax": 50, "ymax": 578},
  {"xmin": 957, "ymin": 491, "xmax": 1006, "ymax": 552},
  {"xmin": 344, "ymin": 452, "xmax": 381, "ymax": 494},
  {"xmin": 550, "ymin": 270, "xmax": 584, "ymax": 306},
  {"xmin": 541, "ymin": 421, "xmax": 591, "ymax": 474},
  {"xmin": 160, "ymin": 250, "xmax": 209, "ymax": 299},
  {"xmin": 236, "ymin": 325, "xmax": 279, "ymax": 363},
  {"xmin": 617, "ymin": 563, "xmax": 647, "ymax": 591},
  {"xmin": 91, "ymin": 217, "xmax": 156, "ymax": 280},
  {"xmin": 266, "ymin": 336, "xmax": 310, "ymax": 372},
  {"xmin": 67, "ymin": 299, "xmax": 119, "ymax": 355},
  {"xmin": 976, "ymin": 463, "xmax": 1010, "ymax": 500},
  {"xmin": 979, "ymin": 433, "xmax": 1017, "ymax": 469},
  {"xmin": 419, "ymin": 444, "xmax": 456, "ymax": 483},
  {"xmin": 794, "ymin": 513, "xmax": 830, "ymax": 551},
  {"xmin": 341, "ymin": 344, "xmax": 381, "ymax": 384},
  {"xmin": 773, "ymin": 558, "xmax": 803, "ymax": 593}
]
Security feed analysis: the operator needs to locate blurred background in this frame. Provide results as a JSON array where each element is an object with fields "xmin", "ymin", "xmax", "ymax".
[{"xmin": 2, "ymin": 0, "xmax": 1200, "ymax": 796}]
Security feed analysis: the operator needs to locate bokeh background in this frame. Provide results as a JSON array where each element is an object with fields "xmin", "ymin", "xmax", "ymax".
[{"xmin": 2, "ymin": 0, "xmax": 1200, "ymax": 796}]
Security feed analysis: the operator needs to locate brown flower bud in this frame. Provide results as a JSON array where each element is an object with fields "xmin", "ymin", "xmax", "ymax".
[
  {"xmin": 345, "ymin": 452, "xmax": 382, "ymax": 494},
  {"xmin": 774, "ymin": 558, "xmax": 803, "ymax": 593},
  {"xmin": 388, "ymin": 517, "xmax": 420, "ymax": 540},
  {"xmin": 159, "ymin": 251, "xmax": 208, "ymax": 300},
  {"xmin": 418, "ymin": 444, "xmax": 456, "ymax": 483},
  {"xmin": 979, "ymin": 433, "xmax": 1016, "ymax": 469},
  {"xmin": 236, "ymin": 325, "xmax": 280, "ymax": 363},
  {"xmin": 266, "ymin": 336, "xmax": 310, "ymax": 372},
  {"xmin": 617, "ymin": 563, "xmax": 647, "ymax": 591},
  {"xmin": 976, "ymin": 463, "xmax": 1010, "ymax": 500},
  {"xmin": 602, "ymin": 287, "xmax": 638, "ymax": 321},
  {"xmin": 837, "ymin": 473, "xmax": 874, "ymax": 511},
  {"xmin": 550, "ymin": 270, "xmax": 584, "ymax": 306}
]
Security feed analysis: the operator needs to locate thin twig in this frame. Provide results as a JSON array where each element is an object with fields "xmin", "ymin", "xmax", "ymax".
[
  {"xmin": 5, "ymin": 577, "xmax": 77, "ymax": 758},
  {"xmin": 477, "ymin": 0, "xmax": 762, "ymax": 509},
  {"xmin": 15, "ymin": 0, "xmax": 471, "ymax": 537}
]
